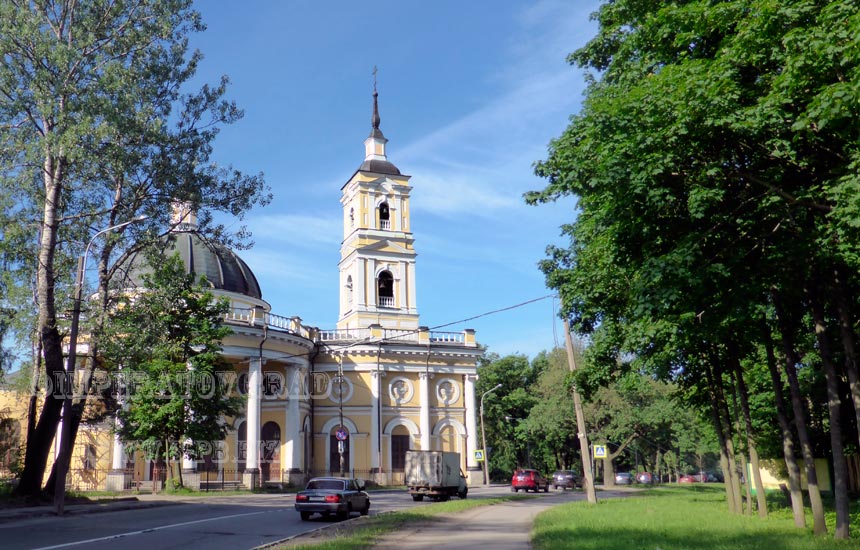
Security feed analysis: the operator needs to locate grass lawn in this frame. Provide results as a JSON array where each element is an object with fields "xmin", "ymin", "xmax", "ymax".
[
  {"xmin": 280, "ymin": 495, "xmax": 532, "ymax": 549},
  {"xmin": 532, "ymin": 485, "xmax": 860, "ymax": 550}
]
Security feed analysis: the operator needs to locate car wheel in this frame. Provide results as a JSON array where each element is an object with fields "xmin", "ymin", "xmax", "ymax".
[
  {"xmin": 360, "ymin": 501, "xmax": 370, "ymax": 516},
  {"xmin": 300, "ymin": 511, "xmax": 311, "ymax": 521},
  {"xmin": 412, "ymin": 494, "xmax": 424, "ymax": 502},
  {"xmin": 458, "ymin": 488, "xmax": 468, "ymax": 499},
  {"xmin": 511, "ymin": 487, "xmax": 518, "ymax": 492}
]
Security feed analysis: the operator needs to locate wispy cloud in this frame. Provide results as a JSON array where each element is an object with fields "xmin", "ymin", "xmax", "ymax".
[
  {"xmin": 394, "ymin": 1, "xmax": 598, "ymax": 220},
  {"xmin": 248, "ymin": 213, "xmax": 342, "ymax": 247}
]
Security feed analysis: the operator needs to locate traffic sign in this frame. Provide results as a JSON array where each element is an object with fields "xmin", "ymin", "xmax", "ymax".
[
  {"xmin": 474, "ymin": 449, "xmax": 485, "ymax": 462},
  {"xmin": 335, "ymin": 427, "xmax": 348, "ymax": 441},
  {"xmin": 338, "ymin": 440, "xmax": 345, "ymax": 454},
  {"xmin": 593, "ymin": 444, "xmax": 607, "ymax": 458}
]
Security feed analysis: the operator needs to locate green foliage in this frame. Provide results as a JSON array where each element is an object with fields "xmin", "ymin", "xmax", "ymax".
[
  {"xmin": 101, "ymin": 253, "xmax": 241, "ymax": 475},
  {"xmin": 476, "ymin": 353, "xmax": 543, "ymax": 478}
]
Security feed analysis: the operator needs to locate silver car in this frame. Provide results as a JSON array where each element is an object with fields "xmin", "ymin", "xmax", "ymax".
[
  {"xmin": 294, "ymin": 477, "xmax": 370, "ymax": 521},
  {"xmin": 614, "ymin": 472, "xmax": 633, "ymax": 485}
]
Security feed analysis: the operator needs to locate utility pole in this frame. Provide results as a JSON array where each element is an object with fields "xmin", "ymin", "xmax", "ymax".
[{"xmin": 564, "ymin": 319, "xmax": 597, "ymax": 504}]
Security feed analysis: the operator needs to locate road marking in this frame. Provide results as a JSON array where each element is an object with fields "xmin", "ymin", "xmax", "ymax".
[{"xmin": 30, "ymin": 509, "xmax": 287, "ymax": 550}]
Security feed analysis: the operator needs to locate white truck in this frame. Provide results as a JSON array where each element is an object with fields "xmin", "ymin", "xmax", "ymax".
[{"xmin": 405, "ymin": 450, "xmax": 468, "ymax": 501}]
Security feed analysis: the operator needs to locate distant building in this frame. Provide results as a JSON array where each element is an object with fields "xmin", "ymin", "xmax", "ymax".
[{"xmin": 0, "ymin": 88, "xmax": 483, "ymax": 490}]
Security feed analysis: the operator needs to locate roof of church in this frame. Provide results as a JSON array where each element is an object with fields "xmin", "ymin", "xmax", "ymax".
[
  {"xmin": 121, "ymin": 230, "xmax": 262, "ymax": 300},
  {"xmin": 358, "ymin": 158, "xmax": 401, "ymax": 175}
]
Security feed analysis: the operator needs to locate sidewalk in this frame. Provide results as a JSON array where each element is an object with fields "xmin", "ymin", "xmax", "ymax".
[{"xmin": 372, "ymin": 494, "xmax": 569, "ymax": 550}]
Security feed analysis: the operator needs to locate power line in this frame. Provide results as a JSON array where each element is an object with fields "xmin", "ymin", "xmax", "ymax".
[{"xmin": 257, "ymin": 293, "xmax": 558, "ymax": 363}]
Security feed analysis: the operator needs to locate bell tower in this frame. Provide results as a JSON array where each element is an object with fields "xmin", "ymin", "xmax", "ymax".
[{"xmin": 337, "ymin": 79, "xmax": 419, "ymax": 331}]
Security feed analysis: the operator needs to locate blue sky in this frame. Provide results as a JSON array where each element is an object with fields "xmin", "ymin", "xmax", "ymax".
[{"xmin": 188, "ymin": 1, "xmax": 600, "ymax": 359}]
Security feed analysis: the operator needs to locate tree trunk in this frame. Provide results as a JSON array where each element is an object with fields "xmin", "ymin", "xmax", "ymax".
[
  {"xmin": 772, "ymin": 288, "xmax": 827, "ymax": 535},
  {"xmin": 832, "ymin": 266, "xmax": 860, "ymax": 450},
  {"xmin": 14, "ymin": 151, "xmax": 67, "ymax": 498},
  {"xmin": 711, "ymin": 358, "xmax": 744, "ymax": 513},
  {"xmin": 761, "ymin": 316, "xmax": 806, "ymax": 528},
  {"xmin": 704, "ymin": 362, "xmax": 739, "ymax": 513},
  {"xmin": 808, "ymin": 281, "xmax": 850, "ymax": 539},
  {"xmin": 603, "ymin": 457, "xmax": 615, "ymax": 488},
  {"xmin": 729, "ymin": 347, "xmax": 768, "ymax": 517}
]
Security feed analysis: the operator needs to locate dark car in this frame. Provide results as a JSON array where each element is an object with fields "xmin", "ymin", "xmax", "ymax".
[
  {"xmin": 511, "ymin": 469, "xmax": 549, "ymax": 492},
  {"xmin": 295, "ymin": 477, "xmax": 370, "ymax": 521},
  {"xmin": 552, "ymin": 470, "xmax": 581, "ymax": 490},
  {"xmin": 614, "ymin": 472, "xmax": 633, "ymax": 485}
]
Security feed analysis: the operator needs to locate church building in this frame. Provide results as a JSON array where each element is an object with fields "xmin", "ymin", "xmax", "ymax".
[{"xmin": 0, "ymin": 89, "xmax": 484, "ymax": 491}]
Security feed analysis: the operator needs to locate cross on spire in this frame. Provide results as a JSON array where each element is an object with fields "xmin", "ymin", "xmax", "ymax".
[{"xmin": 371, "ymin": 65, "xmax": 381, "ymax": 133}]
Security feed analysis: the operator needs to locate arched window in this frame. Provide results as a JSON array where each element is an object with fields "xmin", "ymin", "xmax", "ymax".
[
  {"xmin": 379, "ymin": 202, "xmax": 390, "ymax": 229},
  {"xmin": 83, "ymin": 444, "xmax": 97, "ymax": 471},
  {"xmin": 377, "ymin": 271, "xmax": 394, "ymax": 308},
  {"xmin": 330, "ymin": 427, "xmax": 350, "ymax": 475},
  {"xmin": 237, "ymin": 421, "xmax": 247, "ymax": 472},
  {"xmin": 349, "ymin": 207, "xmax": 355, "ymax": 229},
  {"xmin": 346, "ymin": 276, "xmax": 353, "ymax": 306}
]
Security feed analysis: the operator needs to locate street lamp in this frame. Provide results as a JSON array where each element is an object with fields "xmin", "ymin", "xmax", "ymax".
[
  {"xmin": 54, "ymin": 215, "xmax": 147, "ymax": 515},
  {"xmin": 479, "ymin": 383, "xmax": 502, "ymax": 485}
]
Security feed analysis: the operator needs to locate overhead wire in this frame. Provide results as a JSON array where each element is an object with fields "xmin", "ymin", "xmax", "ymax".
[{"xmin": 254, "ymin": 293, "xmax": 558, "ymax": 364}]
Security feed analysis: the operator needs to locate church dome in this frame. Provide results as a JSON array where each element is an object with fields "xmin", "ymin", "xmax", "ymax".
[
  {"xmin": 358, "ymin": 158, "xmax": 401, "ymax": 175},
  {"xmin": 122, "ymin": 231, "xmax": 262, "ymax": 300}
]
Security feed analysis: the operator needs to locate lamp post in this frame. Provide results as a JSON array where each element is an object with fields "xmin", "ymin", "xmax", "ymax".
[
  {"xmin": 54, "ymin": 215, "xmax": 147, "ymax": 515},
  {"xmin": 479, "ymin": 383, "xmax": 502, "ymax": 485}
]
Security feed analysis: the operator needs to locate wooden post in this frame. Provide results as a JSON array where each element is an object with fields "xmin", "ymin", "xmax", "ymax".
[{"xmin": 564, "ymin": 319, "xmax": 597, "ymax": 504}]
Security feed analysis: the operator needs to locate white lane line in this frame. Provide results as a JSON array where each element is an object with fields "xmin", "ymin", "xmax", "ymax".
[{"xmin": 29, "ymin": 509, "xmax": 288, "ymax": 550}]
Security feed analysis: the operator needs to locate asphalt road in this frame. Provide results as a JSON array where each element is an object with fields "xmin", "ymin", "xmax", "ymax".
[{"xmin": 1, "ymin": 485, "xmax": 583, "ymax": 550}]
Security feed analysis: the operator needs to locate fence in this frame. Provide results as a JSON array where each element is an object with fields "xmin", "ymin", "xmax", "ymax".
[{"xmin": 50, "ymin": 466, "xmax": 412, "ymax": 493}]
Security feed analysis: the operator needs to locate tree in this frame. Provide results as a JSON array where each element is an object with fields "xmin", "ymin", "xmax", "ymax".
[
  {"xmin": 476, "ymin": 353, "xmax": 542, "ymax": 479},
  {"xmin": 529, "ymin": 0, "xmax": 860, "ymax": 538},
  {"xmin": 100, "ymin": 253, "xmax": 242, "ymax": 487},
  {"xmin": 0, "ymin": 1, "xmax": 270, "ymax": 497},
  {"xmin": 526, "ymin": 349, "xmax": 581, "ymax": 473}
]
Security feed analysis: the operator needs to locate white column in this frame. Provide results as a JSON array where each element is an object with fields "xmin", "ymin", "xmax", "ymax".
[
  {"xmin": 111, "ymin": 425, "xmax": 125, "ymax": 470},
  {"xmin": 397, "ymin": 268, "xmax": 406, "ymax": 310},
  {"xmin": 369, "ymin": 260, "xmax": 377, "ymax": 309},
  {"xmin": 357, "ymin": 258, "xmax": 367, "ymax": 308},
  {"xmin": 283, "ymin": 368, "xmax": 301, "ymax": 471},
  {"xmin": 419, "ymin": 372, "xmax": 431, "ymax": 450},
  {"xmin": 465, "ymin": 374, "xmax": 478, "ymax": 470},
  {"xmin": 182, "ymin": 439, "xmax": 195, "ymax": 471},
  {"xmin": 246, "ymin": 357, "xmax": 262, "ymax": 472},
  {"xmin": 370, "ymin": 371, "xmax": 381, "ymax": 470},
  {"xmin": 407, "ymin": 262, "xmax": 418, "ymax": 314}
]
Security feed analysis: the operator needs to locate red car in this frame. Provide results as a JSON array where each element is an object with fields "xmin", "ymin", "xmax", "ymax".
[
  {"xmin": 678, "ymin": 474, "xmax": 697, "ymax": 483},
  {"xmin": 511, "ymin": 469, "xmax": 549, "ymax": 493}
]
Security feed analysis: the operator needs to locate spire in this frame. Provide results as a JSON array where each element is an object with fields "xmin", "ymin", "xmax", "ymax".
[
  {"xmin": 370, "ymin": 65, "xmax": 384, "ymax": 139},
  {"xmin": 360, "ymin": 66, "xmax": 400, "ymax": 175}
]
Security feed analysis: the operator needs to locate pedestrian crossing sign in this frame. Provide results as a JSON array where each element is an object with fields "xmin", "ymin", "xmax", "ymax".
[
  {"xmin": 593, "ymin": 445, "xmax": 607, "ymax": 458},
  {"xmin": 474, "ymin": 449, "xmax": 485, "ymax": 462}
]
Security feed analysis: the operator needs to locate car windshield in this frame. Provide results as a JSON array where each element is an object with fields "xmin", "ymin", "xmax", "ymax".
[{"xmin": 307, "ymin": 479, "xmax": 346, "ymax": 491}]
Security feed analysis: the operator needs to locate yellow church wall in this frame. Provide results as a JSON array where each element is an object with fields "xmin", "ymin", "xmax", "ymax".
[{"xmin": 754, "ymin": 458, "xmax": 832, "ymax": 493}]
